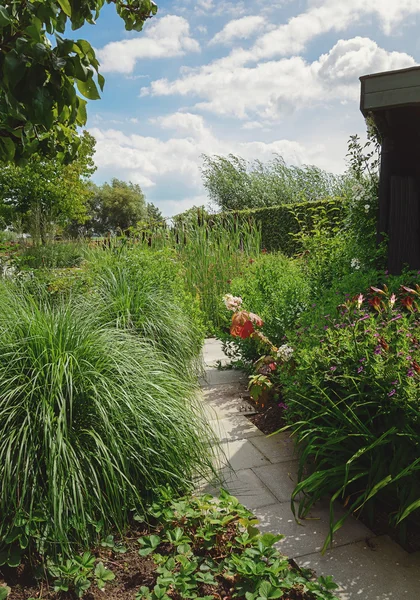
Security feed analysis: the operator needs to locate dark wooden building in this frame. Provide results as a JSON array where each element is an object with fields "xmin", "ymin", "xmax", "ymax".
[{"xmin": 360, "ymin": 65, "xmax": 420, "ymax": 274}]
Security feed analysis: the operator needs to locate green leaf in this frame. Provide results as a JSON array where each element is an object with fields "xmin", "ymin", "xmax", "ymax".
[
  {"xmin": 397, "ymin": 498, "xmax": 420, "ymax": 524},
  {"xmin": 98, "ymin": 73, "xmax": 105, "ymax": 92},
  {"xmin": 95, "ymin": 562, "xmax": 115, "ymax": 589},
  {"xmin": 0, "ymin": 6, "xmax": 11, "ymax": 27},
  {"xmin": 0, "ymin": 586, "xmax": 11, "ymax": 600},
  {"xmin": 76, "ymin": 76, "xmax": 100, "ymax": 100},
  {"xmin": 4, "ymin": 52, "xmax": 25, "ymax": 89},
  {"xmin": 259, "ymin": 533, "xmax": 284, "ymax": 548},
  {"xmin": 57, "ymin": 0, "xmax": 72, "ymax": 17},
  {"xmin": 7, "ymin": 547, "xmax": 22, "ymax": 568}
]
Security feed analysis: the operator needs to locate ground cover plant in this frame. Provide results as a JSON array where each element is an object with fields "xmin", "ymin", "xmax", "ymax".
[
  {"xmin": 0, "ymin": 278, "xmax": 216, "ymax": 566},
  {"xmin": 0, "ymin": 491, "xmax": 340, "ymax": 599}
]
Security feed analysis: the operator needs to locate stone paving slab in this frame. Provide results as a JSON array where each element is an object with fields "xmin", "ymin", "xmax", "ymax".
[
  {"xmin": 299, "ymin": 535, "xmax": 420, "ymax": 600},
  {"xmin": 249, "ymin": 432, "xmax": 297, "ymax": 464},
  {"xmin": 210, "ymin": 414, "xmax": 263, "ymax": 443},
  {"xmin": 252, "ymin": 460, "xmax": 301, "ymax": 502},
  {"xmin": 203, "ymin": 339, "xmax": 230, "ymax": 367},
  {"xmin": 198, "ymin": 339, "xmax": 420, "ymax": 600},
  {"xmin": 200, "ymin": 383, "xmax": 250, "ymax": 420},
  {"xmin": 202, "ymin": 468, "xmax": 279, "ymax": 510},
  {"xmin": 220, "ymin": 438, "xmax": 271, "ymax": 470},
  {"xmin": 200, "ymin": 367, "xmax": 247, "ymax": 386},
  {"xmin": 253, "ymin": 501, "xmax": 374, "ymax": 559}
]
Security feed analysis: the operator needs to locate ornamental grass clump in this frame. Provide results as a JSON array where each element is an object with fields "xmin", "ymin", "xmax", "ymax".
[
  {"xmin": 0, "ymin": 281, "xmax": 215, "ymax": 562},
  {"xmin": 87, "ymin": 260, "xmax": 204, "ymax": 378}
]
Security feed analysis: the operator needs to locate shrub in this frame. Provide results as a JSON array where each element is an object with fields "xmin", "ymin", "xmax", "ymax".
[
  {"xmin": 282, "ymin": 284, "xmax": 420, "ymax": 548},
  {"xmin": 223, "ymin": 198, "xmax": 345, "ymax": 255},
  {"xmin": 220, "ymin": 253, "xmax": 310, "ymax": 363},
  {"xmin": 0, "ymin": 281, "xmax": 215, "ymax": 561}
]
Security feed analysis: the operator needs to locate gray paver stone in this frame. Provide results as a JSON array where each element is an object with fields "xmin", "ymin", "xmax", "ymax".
[
  {"xmin": 220, "ymin": 438, "xmax": 271, "ymax": 470},
  {"xmin": 253, "ymin": 500, "xmax": 373, "ymax": 558},
  {"xmin": 252, "ymin": 461, "xmax": 300, "ymax": 502},
  {"xmin": 210, "ymin": 414, "xmax": 263, "ymax": 442},
  {"xmin": 250, "ymin": 433, "xmax": 297, "ymax": 464},
  {"xmin": 299, "ymin": 535, "xmax": 420, "ymax": 600}
]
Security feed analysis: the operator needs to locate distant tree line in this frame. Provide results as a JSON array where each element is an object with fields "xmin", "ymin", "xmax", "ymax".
[{"xmin": 0, "ymin": 131, "xmax": 163, "ymax": 243}]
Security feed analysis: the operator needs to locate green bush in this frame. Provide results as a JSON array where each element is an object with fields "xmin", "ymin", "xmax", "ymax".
[
  {"xmin": 282, "ymin": 284, "xmax": 420, "ymax": 547},
  {"xmin": 0, "ymin": 281, "xmax": 215, "ymax": 561},
  {"xmin": 224, "ymin": 198, "xmax": 345, "ymax": 255},
  {"xmin": 223, "ymin": 253, "xmax": 310, "ymax": 363}
]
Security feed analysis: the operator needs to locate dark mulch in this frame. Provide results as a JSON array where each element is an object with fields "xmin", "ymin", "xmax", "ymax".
[
  {"xmin": 244, "ymin": 397, "xmax": 287, "ymax": 436},
  {"xmin": 1, "ymin": 528, "xmax": 156, "ymax": 600}
]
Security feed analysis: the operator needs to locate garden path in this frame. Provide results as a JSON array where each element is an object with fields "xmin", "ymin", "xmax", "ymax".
[{"xmin": 199, "ymin": 338, "xmax": 420, "ymax": 600}]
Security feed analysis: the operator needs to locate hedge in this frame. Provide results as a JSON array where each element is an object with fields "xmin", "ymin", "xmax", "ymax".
[{"xmin": 224, "ymin": 197, "xmax": 347, "ymax": 256}]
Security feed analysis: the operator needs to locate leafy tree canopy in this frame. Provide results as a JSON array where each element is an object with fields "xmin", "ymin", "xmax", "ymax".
[
  {"xmin": 201, "ymin": 154, "xmax": 352, "ymax": 212},
  {"xmin": 0, "ymin": 130, "xmax": 96, "ymax": 243},
  {"xmin": 146, "ymin": 201, "xmax": 163, "ymax": 223},
  {"xmin": 88, "ymin": 178, "xmax": 147, "ymax": 233},
  {"xmin": 0, "ymin": 0, "xmax": 157, "ymax": 164}
]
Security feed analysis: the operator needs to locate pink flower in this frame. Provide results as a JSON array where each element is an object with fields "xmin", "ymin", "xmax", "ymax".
[
  {"xmin": 389, "ymin": 293, "xmax": 397, "ymax": 308},
  {"xmin": 357, "ymin": 294, "xmax": 364, "ymax": 309}
]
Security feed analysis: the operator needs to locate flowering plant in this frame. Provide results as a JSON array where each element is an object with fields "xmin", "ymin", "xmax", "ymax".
[
  {"xmin": 222, "ymin": 294, "xmax": 293, "ymax": 408},
  {"xmin": 283, "ymin": 283, "xmax": 420, "ymax": 543}
]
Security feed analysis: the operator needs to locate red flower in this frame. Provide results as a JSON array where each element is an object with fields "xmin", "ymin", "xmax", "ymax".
[
  {"xmin": 368, "ymin": 296, "xmax": 382, "ymax": 310},
  {"xmin": 379, "ymin": 336, "xmax": 389, "ymax": 351},
  {"xmin": 230, "ymin": 310, "xmax": 263, "ymax": 339},
  {"xmin": 401, "ymin": 296, "xmax": 414, "ymax": 310},
  {"xmin": 370, "ymin": 286, "xmax": 386, "ymax": 295}
]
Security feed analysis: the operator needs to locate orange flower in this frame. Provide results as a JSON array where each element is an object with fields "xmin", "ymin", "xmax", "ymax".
[{"xmin": 230, "ymin": 310, "xmax": 263, "ymax": 339}]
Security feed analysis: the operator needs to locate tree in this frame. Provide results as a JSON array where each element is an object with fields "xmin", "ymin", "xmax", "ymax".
[
  {"xmin": 146, "ymin": 202, "xmax": 163, "ymax": 223},
  {"xmin": 89, "ymin": 179, "xmax": 146, "ymax": 233},
  {"xmin": 0, "ymin": 1, "xmax": 157, "ymax": 164},
  {"xmin": 201, "ymin": 154, "xmax": 351, "ymax": 211},
  {"xmin": 0, "ymin": 130, "xmax": 96, "ymax": 243}
]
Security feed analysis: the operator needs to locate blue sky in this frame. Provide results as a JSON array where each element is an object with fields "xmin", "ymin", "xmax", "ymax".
[{"xmin": 80, "ymin": 0, "xmax": 420, "ymax": 216}]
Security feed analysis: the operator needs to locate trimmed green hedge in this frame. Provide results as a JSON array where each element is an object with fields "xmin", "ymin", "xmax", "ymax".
[{"xmin": 224, "ymin": 198, "xmax": 346, "ymax": 255}]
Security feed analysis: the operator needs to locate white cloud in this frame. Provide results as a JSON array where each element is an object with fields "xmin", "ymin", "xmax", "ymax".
[
  {"xmin": 142, "ymin": 37, "xmax": 415, "ymax": 119},
  {"xmin": 165, "ymin": 195, "xmax": 209, "ymax": 217},
  {"xmin": 242, "ymin": 121, "xmax": 265, "ymax": 130},
  {"xmin": 249, "ymin": 0, "xmax": 420, "ymax": 63},
  {"xmin": 89, "ymin": 111, "xmax": 339, "ymax": 215},
  {"xmin": 97, "ymin": 15, "xmax": 199, "ymax": 74},
  {"xmin": 209, "ymin": 16, "xmax": 268, "ymax": 46}
]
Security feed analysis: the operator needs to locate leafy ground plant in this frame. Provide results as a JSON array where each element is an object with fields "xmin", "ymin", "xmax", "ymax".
[
  {"xmin": 0, "ymin": 492, "xmax": 339, "ymax": 599},
  {"xmin": 136, "ymin": 490, "xmax": 339, "ymax": 600}
]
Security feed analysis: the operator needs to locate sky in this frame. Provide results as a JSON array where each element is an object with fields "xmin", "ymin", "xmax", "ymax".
[{"xmin": 81, "ymin": 0, "xmax": 420, "ymax": 216}]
